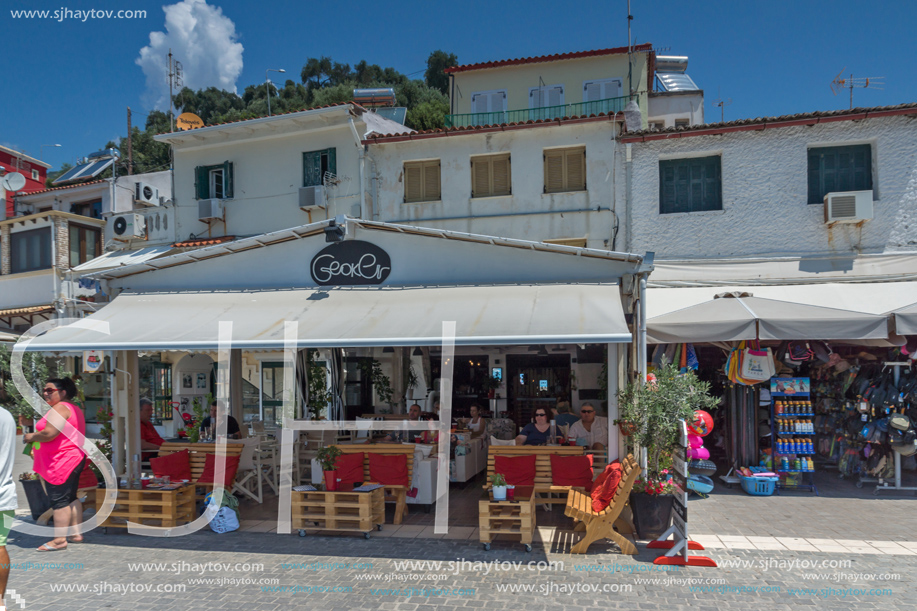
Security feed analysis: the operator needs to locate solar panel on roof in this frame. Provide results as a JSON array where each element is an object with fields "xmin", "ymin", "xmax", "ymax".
[
  {"xmin": 374, "ymin": 107, "xmax": 407, "ymax": 124},
  {"xmin": 657, "ymin": 72, "xmax": 700, "ymax": 92},
  {"xmin": 52, "ymin": 157, "xmax": 113, "ymax": 185}
]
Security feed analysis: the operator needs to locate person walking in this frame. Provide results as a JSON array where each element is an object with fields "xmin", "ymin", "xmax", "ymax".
[
  {"xmin": 1, "ymin": 405, "xmax": 18, "ymax": 607},
  {"xmin": 23, "ymin": 377, "xmax": 86, "ymax": 551}
]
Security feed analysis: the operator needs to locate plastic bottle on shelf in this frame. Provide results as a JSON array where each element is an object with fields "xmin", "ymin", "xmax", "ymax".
[
  {"xmin": 776, "ymin": 400, "xmax": 783, "ymax": 415},
  {"xmin": 782, "ymin": 456, "xmax": 789, "ymax": 472},
  {"xmin": 809, "ymin": 457, "xmax": 815, "ymax": 471}
]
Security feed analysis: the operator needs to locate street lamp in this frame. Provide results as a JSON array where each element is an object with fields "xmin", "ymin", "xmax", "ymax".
[
  {"xmin": 40, "ymin": 143, "xmax": 61, "ymax": 161},
  {"xmin": 265, "ymin": 68, "xmax": 286, "ymax": 116}
]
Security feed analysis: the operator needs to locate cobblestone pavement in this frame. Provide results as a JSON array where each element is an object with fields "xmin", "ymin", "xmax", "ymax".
[{"xmin": 4, "ymin": 521, "xmax": 916, "ymax": 611}]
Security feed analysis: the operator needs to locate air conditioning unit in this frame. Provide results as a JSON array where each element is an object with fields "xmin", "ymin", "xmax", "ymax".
[
  {"xmin": 199, "ymin": 198, "xmax": 224, "ymax": 221},
  {"xmin": 299, "ymin": 185, "xmax": 326, "ymax": 211},
  {"xmin": 134, "ymin": 181, "xmax": 160, "ymax": 206},
  {"xmin": 824, "ymin": 190, "xmax": 874, "ymax": 224},
  {"xmin": 111, "ymin": 213, "xmax": 146, "ymax": 241}
]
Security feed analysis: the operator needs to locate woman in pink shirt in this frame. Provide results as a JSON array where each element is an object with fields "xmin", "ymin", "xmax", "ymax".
[{"xmin": 23, "ymin": 377, "xmax": 87, "ymax": 551}]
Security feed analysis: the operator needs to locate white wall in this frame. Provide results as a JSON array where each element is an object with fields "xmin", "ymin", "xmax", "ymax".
[
  {"xmin": 647, "ymin": 92, "xmax": 705, "ymax": 128},
  {"xmin": 370, "ymin": 121, "xmax": 624, "ymax": 250},
  {"xmin": 0, "ymin": 271, "xmax": 53, "ymax": 309},
  {"xmin": 169, "ymin": 122, "xmax": 361, "ymax": 241},
  {"xmin": 627, "ymin": 114, "xmax": 917, "ymax": 259}
]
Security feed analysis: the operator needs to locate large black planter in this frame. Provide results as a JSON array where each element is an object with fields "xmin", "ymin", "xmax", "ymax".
[
  {"xmin": 630, "ymin": 492, "xmax": 674, "ymax": 540},
  {"xmin": 21, "ymin": 478, "xmax": 51, "ymax": 521}
]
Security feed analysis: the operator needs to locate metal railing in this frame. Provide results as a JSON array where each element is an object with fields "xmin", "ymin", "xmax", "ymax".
[{"xmin": 444, "ymin": 96, "xmax": 628, "ymax": 128}]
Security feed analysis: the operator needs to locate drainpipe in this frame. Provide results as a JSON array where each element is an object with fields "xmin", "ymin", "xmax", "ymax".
[
  {"xmin": 624, "ymin": 143, "xmax": 633, "ymax": 252},
  {"xmin": 348, "ymin": 117, "xmax": 366, "ymax": 219},
  {"xmin": 50, "ymin": 217, "xmax": 62, "ymax": 319},
  {"xmin": 365, "ymin": 149, "xmax": 379, "ymax": 221},
  {"xmin": 638, "ymin": 274, "xmax": 647, "ymax": 383}
]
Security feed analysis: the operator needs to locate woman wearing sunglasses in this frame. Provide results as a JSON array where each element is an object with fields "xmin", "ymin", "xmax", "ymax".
[
  {"xmin": 515, "ymin": 407, "xmax": 554, "ymax": 446},
  {"xmin": 23, "ymin": 377, "xmax": 87, "ymax": 551}
]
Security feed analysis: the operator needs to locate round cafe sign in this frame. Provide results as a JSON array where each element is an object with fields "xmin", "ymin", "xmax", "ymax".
[{"xmin": 310, "ymin": 241, "xmax": 392, "ymax": 286}]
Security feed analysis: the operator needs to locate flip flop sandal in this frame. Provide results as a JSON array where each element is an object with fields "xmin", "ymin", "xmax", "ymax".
[{"xmin": 37, "ymin": 543, "xmax": 67, "ymax": 552}]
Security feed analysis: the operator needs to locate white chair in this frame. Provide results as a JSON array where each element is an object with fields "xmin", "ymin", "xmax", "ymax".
[
  {"xmin": 257, "ymin": 439, "xmax": 280, "ymax": 495},
  {"xmin": 233, "ymin": 437, "xmax": 264, "ymax": 503}
]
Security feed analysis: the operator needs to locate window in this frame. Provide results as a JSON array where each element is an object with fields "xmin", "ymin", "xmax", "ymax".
[
  {"xmin": 404, "ymin": 160, "xmax": 441, "ymax": 203},
  {"xmin": 471, "ymin": 90, "xmax": 507, "ymax": 115},
  {"xmin": 139, "ymin": 358, "xmax": 173, "ymax": 423},
  {"xmin": 582, "ymin": 78, "xmax": 623, "ymax": 102},
  {"xmin": 529, "ymin": 85, "xmax": 564, "ymax": 120},
  {"xmin": 70, "ymin": 199, "xmax": 102, "ymax": 219},
  {"xmin": 674, "ymin": 118, "xmax": 690, "ymax": 128},
  {"xmin": 544, "ymin": 147, "xmax": 586, "ymax": 193},
  {"xmin": 10, "ymin": 228, "xmax": 51, "ymax": 273},
  {"xmin": 649, "ymin": 121, "xmax": 665, "ymax": 130},
  {"xmin": 471, "ymin": 154, "xmax": 511, "ymax": 198},
  {"xmin": 194, "ymin": 162, "xmax": 234, "ymax": 199},
  {"xmin": 69, "ymin": 224, "xmax": 101, "ymax": 268},
  {"xmin": 31, "ymin": 169, "xmax": 39, "ymax": 181},
  {"xmin": 659, "ymin": 156, "xmax": 722, "ymax": 214},
  {"xmin": 807, "ymin": 144, "xmax": 872, "ymax": 204},
  {"xmin": 261, "ymin": 362, "xmax": 284, "ymax": 426},
  {"xmin": 303, "ymin": 148, "xmax": 337, "ymax": 187}
]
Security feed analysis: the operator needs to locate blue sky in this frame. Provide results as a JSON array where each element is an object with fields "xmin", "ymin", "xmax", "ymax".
[{"xmin": 2, "ymin": 0, "xmax": 916, "ymax": 172}]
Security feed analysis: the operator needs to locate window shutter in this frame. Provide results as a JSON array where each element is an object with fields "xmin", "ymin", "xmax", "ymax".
[
  {"xmin": 472, "ymin": 93, "xmax": 488, "ymax": 114},
  {"xmin": 303, "ymin": 151, "xmax": 321, "ymax": 187},
  {"xmin": 660, "ymin": 163, "xmax": 676, "ymax": 212},
  {"xmin": 492, "ymin": 156, "xmax": 510, "ymax": 195},
  {"xmin": 566, "ymin": 149, "xmax": 585, "ymax": 190},
  {"xmin": 223, "ymin": 161, "xmax": 234, "ymax": 198},
  {"xmin": 807, "ymin": 151, "xmax": 822, "ymax": 204},
  {"xmin": 530, "ymin": 88, "xmax": 543, "ymax": 108},
  {"xmin": 327, "ymin": 148, "xmax": 337, "ymax": 176},
  {"xmin": 851, "ymin": 145, "xmax": 871, "ymax": 191},
  {"xmin": 472, "ymin": 158, "xmax": 489, "ymax": 197},
  {"xmin": 544, "ymin": 152, "xmax": 565, "ymax": 193},
  {"xmin": 423, "ymin": 162, "xmax": 441, "ymax": 200},
  {"xmin": 194, "ymin": 166, "xmax": 209, "ymax": 199},
  {"xmin": 547, "ymin": 86, "xmax": 563, "ymax": 107},
  {"xmin": 583, "ymin": 82, "xmax": 601, "ymax": 102},
  {"xmin": 404, "ymin": 164, "xmax": 423, "ymax": 202}
]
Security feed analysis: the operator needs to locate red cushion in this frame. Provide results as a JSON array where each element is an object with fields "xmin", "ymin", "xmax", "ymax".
[
  {"xmin": 494, "ymin": 454, "xmax": 537, "ymax": 486},
  {"xmin": 78, "ymin": 462, "xmax": 98, "ymax": 489},
  {"xmin": 368, "ymin": 453, "xmax": 409, "ymax": 487},
  {"xmin": 150, "ymin": 449, "xmax": 192, "ymax": 481},
  {"xmin": 550, "ymin": 454, "xmax": 594, "ymax": 491},
  {"xmin": 591, "ymin": 460, "xmax": 622, "ymax": 513},
  {"xmin": 196, "ymin": 453, "xmax": 241, "ymax": 487},
  {"xmin": 334, "ymin": 453, "xmax": 365, "ymax": 486}
]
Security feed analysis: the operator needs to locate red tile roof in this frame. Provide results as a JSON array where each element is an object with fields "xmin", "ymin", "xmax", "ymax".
[
  {"xmin": 172, "ymin": 236, "xmax": 236, "ymax": 248},
  {"xmin": 444, "ymin": 43, "xmax": 653, "ymax": 74},
  {"xmin": 365, "ymin": 112, "xmax": 623, "ymax": 144},
  {"xmin": 19, "ymin": 179, "xmax": 107, "ymax": 198}
]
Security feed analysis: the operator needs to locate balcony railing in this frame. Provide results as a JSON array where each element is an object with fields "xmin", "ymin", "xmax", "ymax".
[{"xmin": 444, "ymin": 96, "xmax": 629, "ymax": 128}]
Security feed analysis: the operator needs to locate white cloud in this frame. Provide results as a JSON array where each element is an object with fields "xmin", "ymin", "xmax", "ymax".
[{"xmin": 136, "ymin": 0, "xmax": 244, "ymax": 109}]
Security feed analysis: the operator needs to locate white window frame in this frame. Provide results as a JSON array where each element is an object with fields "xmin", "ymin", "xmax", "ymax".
[
  {"xmin": 31, "ymin": 169, "xmax": 39, "ymax": 181},
  {"xmin": 582, "ymin": 77, "xmax": 623, "ymax": 102},
  {"xmin": 470, "ymin": 89, "xmax": 508, "ymax": 114},
  {"xmin": 209, "ymin": 168, "xmax": 224, "ymax": 200}
]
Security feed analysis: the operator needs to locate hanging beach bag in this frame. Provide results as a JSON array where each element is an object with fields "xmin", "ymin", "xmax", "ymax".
[
  {"xmin": 741, "ymin": 347, "xmax": 773, "ymax": 381},
  {"xmin": 889, "ymin": 413, "xmax": 912, "ymax": 432}
]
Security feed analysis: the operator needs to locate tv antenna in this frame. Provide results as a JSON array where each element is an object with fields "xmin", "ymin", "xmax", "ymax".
[
  {"xmin": 167, "ymin": 49, "xmax": 183, "ymax": 131},
  {"xmin": 831, "ymin": 68, "xmax": 884, "ymax": 109},
  {"xmin": 711, "ymin": 90, "xmax": 733, "ymax": 122}
]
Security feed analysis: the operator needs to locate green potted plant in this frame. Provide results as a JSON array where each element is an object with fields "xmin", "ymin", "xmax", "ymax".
[
  {"xmin": 617, "ymin": 361, "xmax": 719, "ymax": 540},
  {"xmin": 316, "ymin": 445, "xmax": 343, "ymax": 491},
  {"xmin": 481, "ymin": 375, "xmax": 502, "ymax": 399},
  {"xmin": 489, "ymin": 473, "xmax": 508, "ymax": 500}
]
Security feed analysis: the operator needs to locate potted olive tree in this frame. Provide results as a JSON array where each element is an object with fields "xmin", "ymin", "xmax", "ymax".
[
  {"xmin": 316, "ymin": 445, "xmax": 343, "ymax": 491},
  {"xmin": 617, "ymin": 361, "xmax": 719, "ymax": 539}
]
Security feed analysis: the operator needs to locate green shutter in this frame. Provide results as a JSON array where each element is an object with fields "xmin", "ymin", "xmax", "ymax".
[
  {"xmin": 659, "ymin": 156, "xmax": 722, "ymax": 214},
  {"xmin": 303, "ymin": 151, "xmax": 321, "ymax": 186},
  {"xmin": 223, "ymin": 161, "xmax": 234, "ymax": 198},
  {"xmin": 807, "ymin": 144, "xmax": 872, "ymax": 204},
  {"xmin": 195, "ymin": 166, "xmax": 209, "ymax": 199},
  {"xmin": 327, "ymin": 148, "xmax": 336, "ymax": 176}
]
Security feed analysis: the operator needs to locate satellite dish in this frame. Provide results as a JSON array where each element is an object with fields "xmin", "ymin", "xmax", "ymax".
[
  {"xmin": 176, "ymin": 113, "xmax": 204, "ymax": 130},
  {"xmin": 1, "ymin": 172, "xmax": 26, "ymax": 191}
]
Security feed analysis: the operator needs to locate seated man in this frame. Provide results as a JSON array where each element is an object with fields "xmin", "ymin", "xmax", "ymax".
[
  {"xmin": 567, "ymin": 404, "xmax": 608, "ymax": 451},
  {"xmin": 199, "ymin": 401, "xmax": 242, "ymax": 440},
  {"xmin": 383, "ymin": 403, "xmax": 423, "ymax": 443},
  {"xmin": 139, "ymin": 398, "xmax": 165, "ymax": 460}
]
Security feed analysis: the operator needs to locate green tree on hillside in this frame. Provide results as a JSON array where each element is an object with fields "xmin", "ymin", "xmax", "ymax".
[{"xmin": 425, "ymin": 50, "xmax": 458, "ymax": 94}]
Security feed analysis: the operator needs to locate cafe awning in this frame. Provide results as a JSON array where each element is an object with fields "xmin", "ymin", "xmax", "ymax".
[
  {"xmin": 891, "ymin": 302, "xmax": 917, "ymax": 335},
  {"xmin": 23, "ymin": 283, "xmax": 631, "ymax": 351},
  {"xmin": 647, "ymin": 293, "xmax": 890, "ymax": 344}
]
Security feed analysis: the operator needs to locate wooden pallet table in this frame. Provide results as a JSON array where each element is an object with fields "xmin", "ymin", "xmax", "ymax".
[
  {"xmin": 292, "ymin": 486, "xmax": 384, "ymax": 539},
  {"xmin": 96, "ymin": 485, "xmax": 195, "ymax": 531},
  {"xmin": 479, "ymin": 485, "xmax": 535, "ymax": 552}
]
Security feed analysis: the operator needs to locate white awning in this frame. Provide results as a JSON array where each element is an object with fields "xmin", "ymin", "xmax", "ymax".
[
  {"xmin": 0, "ymin": 331, "xmax": 18, "ymax": 342},
  {"xmin": 71, "ymin": 246, "xmax": 176, "ymax": 273},
  {"xmin": 23, "ymin": 283, "xmax": 631, "ymax": 351},
  {"xmin": 891, "ymin": 302, "xmax": 917, "ymax": 335}
]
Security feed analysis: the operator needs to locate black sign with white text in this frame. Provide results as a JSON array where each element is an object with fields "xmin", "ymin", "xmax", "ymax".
[{"xmin": 310, "ymin": 241, "xmax": 392, "ymax": 286}]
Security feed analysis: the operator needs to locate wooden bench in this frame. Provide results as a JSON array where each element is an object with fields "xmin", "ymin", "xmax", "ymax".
[
  {"xmin": 334, "ymin": 444, "xmax": 415, "ymax": 525},
  {"xmin": 158, "ymin": 442, "xmax": 245, "ymax": 500},
  {"xmin": 564, "ymin": 454, "xmax": 641, "ymax": 554},
  {"xmin": 486, "ymin": 445, "xmax": 587, "ymax": 505}
]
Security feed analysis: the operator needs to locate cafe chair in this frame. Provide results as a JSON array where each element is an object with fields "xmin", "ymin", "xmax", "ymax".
[{"xmin": 233, "ymin": 437, "xmax": 265, "ymax": 503}]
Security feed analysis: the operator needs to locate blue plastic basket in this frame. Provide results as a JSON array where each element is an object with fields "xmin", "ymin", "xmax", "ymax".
[{"xmin": 738, "ymin": 473, "xmax": 778, "ymax": 496}]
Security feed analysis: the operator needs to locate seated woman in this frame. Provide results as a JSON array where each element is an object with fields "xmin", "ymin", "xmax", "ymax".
[
  {"xmin": 467, "ymin": 404, "xmax": 487, "ymax": 439},
  {"xmin": 515, "ymin": 407, "xmax": 553, "ymax": 446}
]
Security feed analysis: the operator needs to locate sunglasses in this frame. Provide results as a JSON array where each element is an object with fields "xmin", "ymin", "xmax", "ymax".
[
  {"xmin": 42, "ymin": 388, "xmax": 60, "ymax": 395},
  {"xmin": 535, "ymin": 412, "xmax": 547, "ymax": 417},
  {"xmin": 580, "ymin": 410, "xmax": 594, "ymax": 414}
]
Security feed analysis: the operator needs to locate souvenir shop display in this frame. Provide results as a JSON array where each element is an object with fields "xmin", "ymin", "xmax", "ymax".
[{"xmin": 769, "ymin": 378, "xmax": 818, "ymax": 494}]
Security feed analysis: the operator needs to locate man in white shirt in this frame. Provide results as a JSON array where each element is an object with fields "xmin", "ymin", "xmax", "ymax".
[
  {"xmin": 567, "ymin": 404, "xmax": 608, "ymax": 451},
  {"xmin": 0, "ymin": 406, "xmax": 19, "ymax": 610}
]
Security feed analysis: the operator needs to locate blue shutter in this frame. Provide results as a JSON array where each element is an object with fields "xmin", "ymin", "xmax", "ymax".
[
  {"xmin": 659, "ymin": 156, "xmax": 722, "ymax": 214},
  {"xmin": 223, "ymin": 161, "xmax": 234, "ymax": 198},
  {"xmin": 194, "ymin": 166, "xmax": 209, "ymax": 200},
  {"xmin": 807, "ymin": 144, "xmax": 872, "ymax": 204}
]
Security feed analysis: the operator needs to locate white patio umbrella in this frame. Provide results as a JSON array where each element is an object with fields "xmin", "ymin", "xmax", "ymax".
[{"xmin": 647, "ymin": 292, "xmax": 890, "ymax": 344}]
